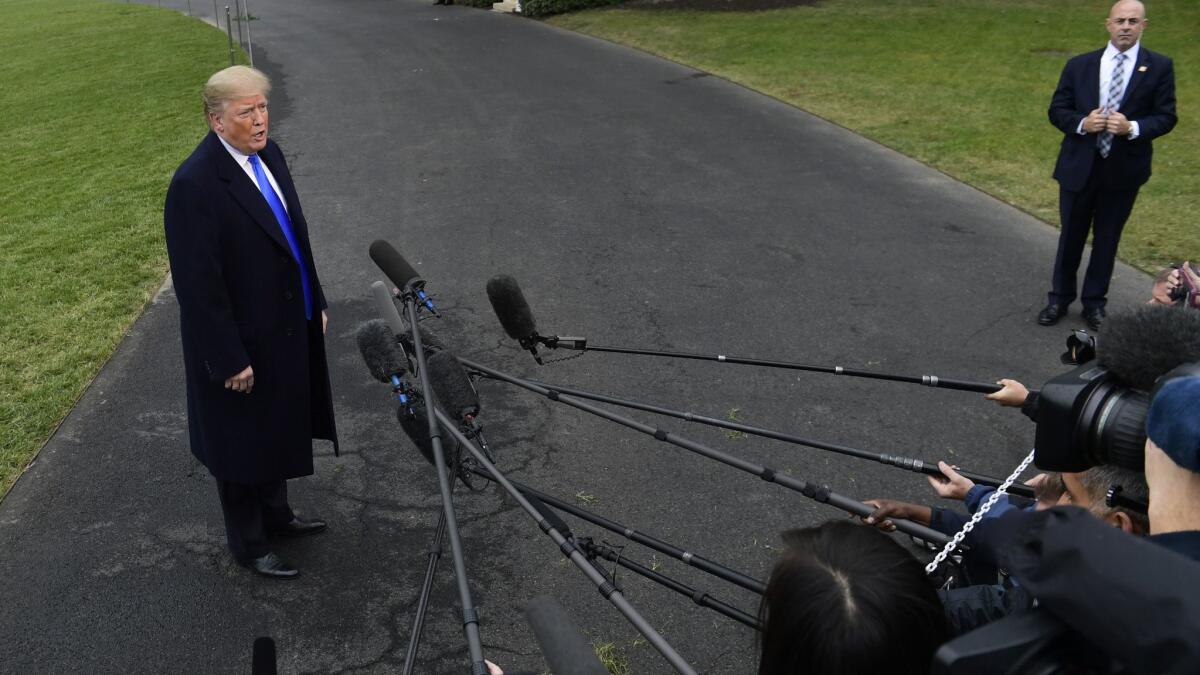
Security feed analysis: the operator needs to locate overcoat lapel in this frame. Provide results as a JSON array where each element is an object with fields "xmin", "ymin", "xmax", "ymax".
[{"xmin": 206, "ymin": 132, "xmax": 292, "ymax": 255}]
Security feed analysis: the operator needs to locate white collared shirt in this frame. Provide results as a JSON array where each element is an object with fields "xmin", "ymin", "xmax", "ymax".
[
  {"xmin": 216, "ymin": 134, "xmax": 289, "ymax": 212},
  {"xmin": 1100, "ymin": 41, "xmax": 1139, "ymax": 110}
]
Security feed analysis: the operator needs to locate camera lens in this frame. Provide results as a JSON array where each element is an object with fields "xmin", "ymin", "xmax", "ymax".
[{"xmin": 1088, "ymin": 388, "xmax": 1149, "ymax": 471}]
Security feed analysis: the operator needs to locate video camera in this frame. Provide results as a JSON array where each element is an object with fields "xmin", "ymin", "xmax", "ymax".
[{"xmin": 1031, "ymin": 307, "xmax": 1200, "ymax": 472}]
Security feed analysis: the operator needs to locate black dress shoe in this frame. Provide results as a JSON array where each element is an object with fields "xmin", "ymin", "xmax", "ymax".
[
  {"xmin": 1037, "ymin": 303, "xmax": 1069, "ymax": 326},
  {"xmin": 271, "ymin": 517, "xmax": 327, "ymax": 538},
  {"xmin": 242, "ymin": 553, "xmax": 299, "ymax": 579},
  {"xmin": 1083, "ymin": 307, "xmax": 1106, "ymax": 331}
]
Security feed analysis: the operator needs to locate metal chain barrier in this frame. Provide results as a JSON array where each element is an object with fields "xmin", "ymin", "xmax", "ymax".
[{"xmin": 925, "ymin": 449, "xmax": 1037, "ymax": 575}]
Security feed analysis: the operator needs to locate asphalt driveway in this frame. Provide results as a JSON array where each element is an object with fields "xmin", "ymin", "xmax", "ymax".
[{"xmin": 0, "ymin": 1, "xmax": 1150, "ymax": 672}]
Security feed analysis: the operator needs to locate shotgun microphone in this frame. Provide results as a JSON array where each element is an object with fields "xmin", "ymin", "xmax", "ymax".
[
  {"xmin": 251, "ymin": 637, "xmax": 277, "ymax": 675},
  {"xmin": 427, "ymin": 350, "xmax": 480, "ymax": 422},
  {"xmin": 369, "ymin": 240, "xmax": 437, "ymax": 314},
  {"xmin": 524, "ymin": 596, "xmax": 609, "ymax": 675},
  {"xmin": 370, "ymin": 280, "xmax": 408, "ymax": 338},
  {"xmin": 487, "ymin": 275, "xmax": 543, "ymax": 363},
  {"xmin": 356, "ymin": 319, "xmax": 412, "ymax": 406}
]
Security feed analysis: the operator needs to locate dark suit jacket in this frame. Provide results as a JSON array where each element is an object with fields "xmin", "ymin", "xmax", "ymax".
[
  {"xmin": 1048, "ymin": 45, "xmax": 1177, "ymax": 192},
  {"xmin": 164, "ymin": 132, "xmax": 338, "ymax": 483}
]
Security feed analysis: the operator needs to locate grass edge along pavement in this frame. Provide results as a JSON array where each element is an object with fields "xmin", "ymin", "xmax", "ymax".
[
  {"xmin": 547, "ymin": 0, "xmax": 1199, "ymax": 273},
  {"xmin": 0, "ymin": 0, "xmax": 245, "ymax": 496}
]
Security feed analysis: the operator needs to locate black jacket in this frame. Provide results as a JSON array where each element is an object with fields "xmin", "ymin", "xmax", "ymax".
[
  {"xmin": 967, "ymin": 507, "xmax": 1200, "ymax": 675},
  {"xmin": 1049, "ymin": 46, "xmax": 1177, "ymax": 191},
  {"xmin": 164, "ymin": 132, "xmax": 338, "ymax": 483}
]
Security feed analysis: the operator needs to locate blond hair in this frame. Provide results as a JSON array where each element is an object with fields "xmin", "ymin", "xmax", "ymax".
[{"xmin": 202, "ymin": 65, "xmax": 271, "ymax": 117}]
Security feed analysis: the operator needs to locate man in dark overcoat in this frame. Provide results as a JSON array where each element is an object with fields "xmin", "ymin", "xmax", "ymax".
[
  {"xmin": 164, "ymin": 66, "xmax": 338, "ymax": 579},
  {"xmin": 1037, "ymin": 0, "xmax": 1176, "ymax": 331}
]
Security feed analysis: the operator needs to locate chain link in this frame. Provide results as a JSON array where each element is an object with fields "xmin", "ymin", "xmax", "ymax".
[{"xmin": 924, "ymin": 449, "xmax": 1037, "ymax": 576}]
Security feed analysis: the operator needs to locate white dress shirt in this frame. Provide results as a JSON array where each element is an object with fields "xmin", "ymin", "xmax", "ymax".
[{"xmin": 216, "ymin": 134, "xmax": 289, "ymax": 212}]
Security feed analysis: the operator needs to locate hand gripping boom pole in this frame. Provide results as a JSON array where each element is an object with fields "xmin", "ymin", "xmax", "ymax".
[
  {"xmin": 459, "ymin": 357, "xmax": 951, "ymax": 546},
  {"xmin": 431, "ymin": 408, "xmax": 698, "ymax": 675}
]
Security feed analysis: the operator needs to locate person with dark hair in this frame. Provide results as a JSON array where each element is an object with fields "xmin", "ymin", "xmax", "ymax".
[{"xmin": 757, "ymin": 520, "xmax": 949, "ymax": 675}]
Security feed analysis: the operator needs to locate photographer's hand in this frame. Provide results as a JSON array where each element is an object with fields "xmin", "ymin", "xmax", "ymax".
[
  {"xmin": 1151, "ymin": 268, "xmax": 1182, "ymax": 305},
  {"xmin": 927, "ymin": 461, "xmax": 976, "ymax": 500},
  {"xmin": 985, "ymin": 379, "xmax": 1029, "ymax": 407},
  {"xmin": 862, "ymin": 499, "xmax": 933, "ymax": 531}
]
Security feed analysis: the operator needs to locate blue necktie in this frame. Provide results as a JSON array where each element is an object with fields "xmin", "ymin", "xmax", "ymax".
[{"xmin": 248, "ymin": 154, "xmax": 312, "ymax": 320}]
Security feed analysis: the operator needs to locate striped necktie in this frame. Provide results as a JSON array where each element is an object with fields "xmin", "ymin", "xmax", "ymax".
[
  {"xmin": 1098, "ymin": 52, "xmax": 1127, "ymax": 159},
  {"xmin": 248, "ymin": 154, "xmax": 313, "ymax": 320}
]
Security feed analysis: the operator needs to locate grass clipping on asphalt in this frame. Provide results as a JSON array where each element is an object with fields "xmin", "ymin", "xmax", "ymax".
[
  {"xmin": 0, "ymin": 0, "xmax": 237, "ymax": 493},
  {"xmin": 549, "ymin": 0, "xmax": 1199, "ymax": 270}
]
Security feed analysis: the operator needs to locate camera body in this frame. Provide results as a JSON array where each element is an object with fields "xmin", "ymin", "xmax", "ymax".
[{"xmin": 1034, "ymin": 363, "xmax": 1149, "ymax": 472}]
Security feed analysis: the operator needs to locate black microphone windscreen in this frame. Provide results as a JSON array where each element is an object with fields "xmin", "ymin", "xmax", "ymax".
[
  {"xmin": 370, "ymin": 280, "xmax": 407, "ymax": 337},
  {"xmin": 524, "ymin": 596, "xmax": 609, "ymax": 675},
  {"xmin": 356, "ymin": 319, "xmax": 407, "ymax": 383},
  {"xmin": 487, "ymin": 275, "xmax": 538, "ymax": 341},
  {"xmin": 1097, "ymin": 306, "xmax": 1200, "ymax": 391},
  {"xmin": 428, "ymin": 350, "xmax": 481, "ymax": 419},
  {"xmin": 251, "ymin": 637, "xmax": 277, "ymax": 675},
  {"xmin": 369, "ymin": 240, "xmax": 421, "ymax": 290}
]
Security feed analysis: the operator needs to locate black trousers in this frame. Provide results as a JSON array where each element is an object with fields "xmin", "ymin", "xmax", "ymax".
[
  {"xmin": 1048, "ymin": 154, "xmax": 1140, "ymax": 310},
  {"xmin": 216, "ymin": 479, "xmax": 294, "ymax": 561}
]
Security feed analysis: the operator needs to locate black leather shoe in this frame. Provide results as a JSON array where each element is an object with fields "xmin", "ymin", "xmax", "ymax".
[
  {"xmin": 242, "ymin": 553, "xmax": 299, "ymax": 580},
  {"xmin": 1037, "ymin": 303, "xmax": 1069, "ymax": 326},
  {"xmin": 1083, "ymin": 307, "xmax": 1106, "ymax": 331},
  {"xmin": 271, "ymin": 517, "xmax": 327, "ymax": 538}
]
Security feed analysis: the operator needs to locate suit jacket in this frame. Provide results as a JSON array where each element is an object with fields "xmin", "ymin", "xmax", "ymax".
[
  {"xmin": 164, "ymin": 131, "xmax": 338, "ymax": 483},
  {"xmin": 1048, "ymin": 45, "xmax": 1177, "ymax": 192}
]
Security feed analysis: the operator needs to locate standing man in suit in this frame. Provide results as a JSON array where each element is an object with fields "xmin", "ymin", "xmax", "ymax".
[
  {"xmin": 164, "ymin": 66, "xmax": 338, "ymax": 579},
  {"xmin": 1038, "ymin": 0, "xmax": 1176, "ymax": 331}
]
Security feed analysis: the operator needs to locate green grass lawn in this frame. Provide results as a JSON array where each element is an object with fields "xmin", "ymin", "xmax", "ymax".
[
  {"xmin": 550, "ymin": 0, "xmax": 1199, "ymax": 269},
  {"xmin": 0, "ymin": 0, "xmax": 239, "ymax": 494}
]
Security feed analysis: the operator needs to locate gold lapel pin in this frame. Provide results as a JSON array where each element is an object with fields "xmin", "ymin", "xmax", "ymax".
[{"xmin": 1138, "ymin": 65, "xmax": 1149, "ymax": 72}]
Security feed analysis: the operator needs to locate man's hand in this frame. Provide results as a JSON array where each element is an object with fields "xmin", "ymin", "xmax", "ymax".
[
  {"xmin": 1082, "ymin": 108, "xmax": 1109, "ymax": 133},
  {"xmin": 986, "ymin": 379, "xmax": 1029, "ymax": 407},
  {"xmin": 321, "ymin": 310, "xmax": 328, "ymax": 335},
  {"xmin": 862, "ymin": 499, "xmax": 932, "ymax": 531},
  {"xmin": 225, "ymin": 365, "xmax": 254, "ymax": 394},
  {"xmin": 1105, "ymin": 111, "xmax": 1132, "ymax": 135},
  {"xmin": 1151, "ymin": 268, "xmax": 1183, "ymax": 305},
  {"xmin": 927, "ymin": 461, "xmax": 976, "ymax": 500}
]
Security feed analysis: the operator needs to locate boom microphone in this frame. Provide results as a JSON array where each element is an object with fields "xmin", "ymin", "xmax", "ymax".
[
  {"xmin": 370, "ymin": 240, "xmax": 420, "ymax": 289},
  {"xmin": 1097, "ymin": 306, "xmax": 1200, "ymax": 391},
  {"xmin": 369, "ymin": 240, "xmax": 436, "ymax": 314},
  {"xmin": 251, "ymin": 637, "xmax": 277, "ymax": 675},
  {"xmin": 428, "ymin": 350, "xmax": 480, "ymax": 421},
  {"xmin": 523, "ymin": 596, "xmax": 609, "ymax": 675},
  {"xmin": 356, "ymin": 320, "xmax": 408, "ymax": 384},
  {"xmin": 371, "ymin": 280, "xmax": 407, "ymax": 338},
  {"xmin": 486, "ymin": 275, "xmax": 542, "ymax": 363}
]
